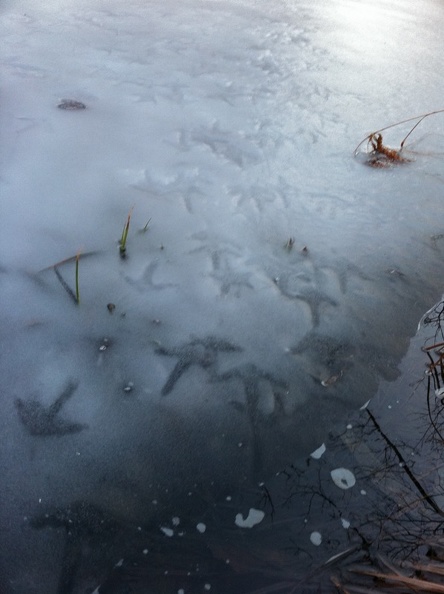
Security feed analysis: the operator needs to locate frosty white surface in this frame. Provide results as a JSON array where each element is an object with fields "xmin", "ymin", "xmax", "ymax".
[{"xmin": 1, "ymin": 0, "xmax": 444, "ymax": 590}]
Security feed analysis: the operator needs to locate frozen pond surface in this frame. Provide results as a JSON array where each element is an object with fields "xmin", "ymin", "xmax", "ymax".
[{"xmin": 1, "ymin": 0, "xmax": 444, "ymax": 591}]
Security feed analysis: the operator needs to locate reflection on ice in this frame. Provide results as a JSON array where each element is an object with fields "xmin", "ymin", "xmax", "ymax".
[{"xmin": 69, "ymin": 310, "xmax": 444, "ymax": 593}]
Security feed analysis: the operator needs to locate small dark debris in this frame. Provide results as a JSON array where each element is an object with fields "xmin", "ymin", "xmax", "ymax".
[
  {"xmin": 107, "ymin": 303, "xmax": 116, "ymax": 314},
  {"xmin": 284, "ymin": 237, "xmax": 295, "ymax": 250},
  {"xmin": 99, "ymin": 337, "xmax": 111, "ymax": 351},
  {"xmin": 386, "ymin": 268, "xmax": 406, "ymax": 278},
  {"xmin": 431, "ymin": 233, "xmax": 444, "ymax": 242},
  {"xmin": 365, "ymin": 156, "xmax": 395, "ymax": 168},
  {"xmin": 321, "ymin": 372, "xmax": 343, "ymax": 387},
  {"xmin": 57, "ymin": 99, "xmax": 87, "ymax": 110}
]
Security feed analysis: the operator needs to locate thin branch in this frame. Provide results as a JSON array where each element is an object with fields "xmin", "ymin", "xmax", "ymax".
[{"xmin": 366, "ymin": 408, "xmax": 444, "ymax": 518}]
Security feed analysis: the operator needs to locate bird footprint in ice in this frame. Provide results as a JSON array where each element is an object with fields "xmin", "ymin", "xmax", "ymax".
[
  {"xmin": 124, "ymin": 260, "xmax": 178, "ymax": 292},
  {"xmin": 211, "ymin": 265, "xmax": 254, "ymax": 296},
  {"xmin": 155, "ymin": 336, "xmax": 242, "ymax": 396},
  {"xmin": 214, "ymin": 364, "xmax": 288, "ymax": 410},
  {"xmin": 291, "ymin": 332, "xmax": 355, "ymax": 383},
  {"xmin": 30, "ymin": 501, "xmax": 118, "ymax": 594},
  {"xmin": 189, "ymin": 233, "xmax": 253, "ymax": 296},
  {"xmin": 212, "ymin": 364, "xmax": 288, "ymax": 472},
  {"xmin": 274, "ymin": 272, "xmax": 337, "ymax": 327},
  {"xmin": 30, "ymin": 500, "xmax": 117, "ymax": 537},
  {"xmin": 15, "ymin": 380, "xmax": 87, "ymax": 436}
]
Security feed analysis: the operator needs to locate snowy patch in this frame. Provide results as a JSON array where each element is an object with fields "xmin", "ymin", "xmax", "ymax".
[
  {"xmin": 196, "ymin": 522, "xmax": 206, "ymax": 533},
  {"xmin": 310, "ymin": 443, "xmax": 326, "ymax": 459},
  {"xmin": 341, "ymin": 518, "xmax": 350, "ymax": 529},
  {"xmin": 310, "ymin": 531, "xmax": 322, "ymax": 546},
  {"xmin": 160, "ymin": 527, "xmax": 174, "ymax": 537},
  {"xmin": 235, "ymin": 508, "xmax": 265, "ymax": 528},
  {"xmin": 331, "ymin": 468, "xmax": 356, "ymax": 490}
]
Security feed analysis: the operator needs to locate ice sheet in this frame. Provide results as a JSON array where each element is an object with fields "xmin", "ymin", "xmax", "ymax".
[{"xmin": 1, "ymin": 0, "xmax": 444, "ymax": 591}]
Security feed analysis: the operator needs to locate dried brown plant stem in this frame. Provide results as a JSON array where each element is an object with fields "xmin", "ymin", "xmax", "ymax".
[{"xmin": 354, "ymin": 108, "xmax": 444, "ymax": 156}]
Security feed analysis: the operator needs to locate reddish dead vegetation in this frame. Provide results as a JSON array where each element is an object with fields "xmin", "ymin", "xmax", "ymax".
[
  {"xmin": 354, "ymin": 109, "xmax": 444, "ymax": 168},
  {"xmin": 364, "ymin": 133, "xmax": 410, "ymax": 168}
]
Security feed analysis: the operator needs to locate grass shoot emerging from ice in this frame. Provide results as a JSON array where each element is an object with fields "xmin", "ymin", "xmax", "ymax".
[
  {"xmin": 119, "ymin": 209, "xmax": 133, "ymax": 258},
  {"xmin": 75, "ymin": 251, "xmax": 80, "ymax": 304},
  {"xmin": 40, "ymin": 252, "xmax": 96, "ymax": 305},
  {"xmin": 354, "ymin": 109, "xmax": 444, "ymax": 168},
  {"xmin": 139, "ymin": 218, "xmax": 152, "ymax": 234}
]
